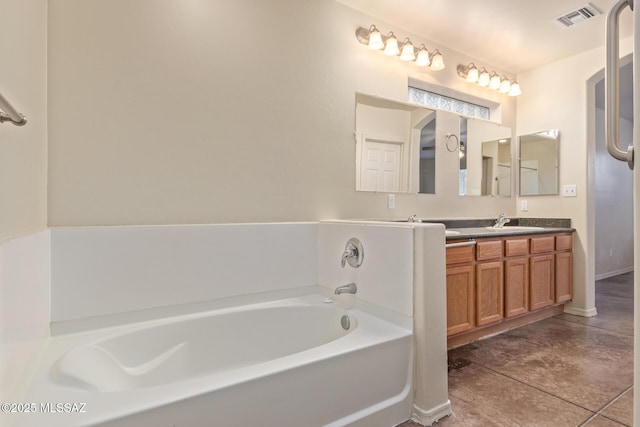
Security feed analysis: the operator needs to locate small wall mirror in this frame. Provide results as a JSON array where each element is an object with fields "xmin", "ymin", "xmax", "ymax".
[
  {"xmin": 355, "ymin": 93, "xmax": 436, "ymax": 194},
  {"xmin": 459, "ymin": 117, "xmax": 512, "ymax": 197},
  {"xmin": 519, "ymin": 130, "xmax": 559, "ymax": 196}
]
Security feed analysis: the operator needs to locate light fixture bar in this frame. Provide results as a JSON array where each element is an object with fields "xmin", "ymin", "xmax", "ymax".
[
  {"xmin": 456, "ymin": 63, "xmax": 521, "ymax": 96},
  {"xmin": 355, "ymin": 25, "xmax": 445, "ymax": 71}
]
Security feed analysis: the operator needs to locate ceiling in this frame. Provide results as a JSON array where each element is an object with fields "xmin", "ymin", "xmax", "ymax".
[{"xmin": 336, "ymin": 0, "xmax": 633, "ymax": 74}]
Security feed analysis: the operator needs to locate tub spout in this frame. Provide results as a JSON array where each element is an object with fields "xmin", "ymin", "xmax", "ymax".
[{"xmin": 334, "ymin": 282, "xmax": 357, "ymax": 295}]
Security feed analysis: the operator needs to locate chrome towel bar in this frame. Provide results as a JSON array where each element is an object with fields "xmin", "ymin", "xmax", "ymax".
[
  {"xmin": 445, "ymin": 240, "xmax": 476, "ymax": 249},
  {"xmin": 0, "ymin": 91, "xmax": 26, "ymax": 126},
  {"xmin": 605, "ymin": 0, "xmax": 633, "ymax": 168}
]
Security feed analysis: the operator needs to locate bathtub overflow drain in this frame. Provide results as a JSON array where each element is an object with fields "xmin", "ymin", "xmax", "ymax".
[{"xmin": 341, "ymin": 315, "xmax": 350, "ymax": 330}]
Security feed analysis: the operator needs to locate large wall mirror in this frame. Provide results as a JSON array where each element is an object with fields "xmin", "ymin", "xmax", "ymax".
[
  {"xmin": 355, "ymin": 93, "xmax": 436, "ymax": 194},
  {"xmin": 459, "ymin": 117, "xmax": 512, "ymax": 197},
  {"xmin": 519, "ymin": 130, "xmax": 559, "ymax": 196}
]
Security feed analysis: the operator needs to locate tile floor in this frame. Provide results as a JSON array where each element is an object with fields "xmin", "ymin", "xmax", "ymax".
[{"xmin": 401, "ymin": 272, "xmax": 634, "ymax": 427}]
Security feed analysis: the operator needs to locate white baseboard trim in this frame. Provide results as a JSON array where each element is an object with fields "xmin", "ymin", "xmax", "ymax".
[
  {"xmin": 563, "ymin": 306, "xmax": 598, "ymax": 318},
  {"xmin": 412, "ymin": 400, "xmax": 452, "ymax": 426},
  {"xmin": 595, "ymin": 267, "xmax": 634, "ymax": 281}
]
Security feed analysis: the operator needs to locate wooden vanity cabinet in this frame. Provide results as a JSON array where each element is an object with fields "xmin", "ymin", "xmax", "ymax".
[
  {"xmin": 475, "ymin": 240, "xmax": 503, "ymax": 327},
  {"xmin": 504, "ymin": 238, "xmax": 529, "ymax": 318},
  {"xmin": 445, "ymin": 244, "xmax": 475, "ymax": 336},
  {"xmin": 446, "ymin": 231, "xmax": 574, "ymax": 346},
  {"xmin": 555, "ymin": 234, "xmax": 573, "ymax": 303},
  {"xmin": 529, "ymin": 236, "xmax": 556, "ymax": 311}
]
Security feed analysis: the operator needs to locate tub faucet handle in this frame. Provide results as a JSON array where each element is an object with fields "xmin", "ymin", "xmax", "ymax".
[{"xmin": 341, "ymin": 238, "xmax": 364, "ymax": 268}]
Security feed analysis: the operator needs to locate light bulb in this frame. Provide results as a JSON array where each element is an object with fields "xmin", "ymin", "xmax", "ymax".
[
  {"xmin": 499, "ymin": 77, "xmax": 511, "ymax": 93},
  {"xmin": 367, "ymin": 25, "xmax": 384, "ymax": 50},
  {"xmin": 508, "ymin": 81, "xmax": 522, "ymax": 96},
  {"xmin": 466, "ymin": 64, "xmax": 479, "ymax": 83},
  {"xmin": 478, "ymin": 68, "xmax": 490, "ymax": 87},
  {"xmin": 400, "ymin": 39, "xmax": 415, "ymax": 61},
  {"xmin": 429, "ymin": 50, "xmax": 445, "ymax": 70},
  {"xmin": 383, "ymin": 32, "xmax": 399, "ymax": 56},
  {"xmin": 415, "ymin": 46, "xmax": 430, "ymax": 66},
  {"xmin": 489, "ymin": 72, "xmax": 501, "ymax": 90}
]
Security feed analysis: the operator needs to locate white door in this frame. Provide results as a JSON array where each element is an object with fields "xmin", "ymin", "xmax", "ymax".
[{"xmin": 361, "ymin": 140, "xmax": 402, "ymax": 192}]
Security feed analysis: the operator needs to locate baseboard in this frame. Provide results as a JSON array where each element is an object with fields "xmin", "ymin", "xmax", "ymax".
[
  {"xmin": 563, "ymin": 306, "xmax": 598, "ymax": 318},
  {"xmin": 412, "ymin": 400, "xmax": 452, "ymax": 426},
  {"xmin": 595, "ymin": 267, "xmax": 634, "ymax": 281}
]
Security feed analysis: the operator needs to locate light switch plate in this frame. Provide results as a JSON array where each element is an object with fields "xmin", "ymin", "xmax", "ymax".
[
  {"xmin": 562, "ymin": 184, "xmax": 577, "ymax": 197},
  {"xmin": 521, "ymin": 199, "xmax": 528, "ymax": 211},
  {"xmin": 388, "ymin": 194, "xmax": 395, "ymax": 209}
]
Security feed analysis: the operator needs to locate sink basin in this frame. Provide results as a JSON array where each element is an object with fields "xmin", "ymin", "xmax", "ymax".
[
  {"xmin": 485, "ymin": 226, "xmax": 544, "ymax": 231},
  {"xmin": 445, "ymin": 230, "xmax": 461, "ymax": 236}
]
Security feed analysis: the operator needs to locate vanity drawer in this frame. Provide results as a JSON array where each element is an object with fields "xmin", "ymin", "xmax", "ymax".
[
  {"xmin": 530, "ymin": 236, "xmax": 555, "ymax": 254},
  {"xmin": 446, "ymin": 243, "xmax": 474, "ymax": 265},
  {"xmin": 504, "ymin": 238, "xmax": 529, "ymax": 257},
  {"xmin": 476, "ymin": 240, "xmax": 502, "ymax": 261},
  {"xmin": 556, "ymin": 234, "xmax": 572, "ymax": 251}
]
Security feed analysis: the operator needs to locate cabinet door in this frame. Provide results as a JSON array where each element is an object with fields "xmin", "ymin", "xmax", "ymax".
[
  {"xmin": 530, "ymin": 254, "xmax": 555, "ymax": 311},
  {"xmin": 476, "ymin": 261, "xmax": 503, "ymax": 326},
  {"xmin": 446, "ymin": 264, "xmax": 475, "ymax": 336},
  {"xmin": 555, "ymin": 251, "xmax": 573, "ymax": 303},
  {"xmin": 505, "ymin": 258, "xmax": 529, "ymax": 318}
]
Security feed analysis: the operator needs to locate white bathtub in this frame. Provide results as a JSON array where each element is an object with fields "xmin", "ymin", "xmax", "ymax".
[{"xmin": 14, "ymin": 291, "xmax": 413, "ymax": 427}]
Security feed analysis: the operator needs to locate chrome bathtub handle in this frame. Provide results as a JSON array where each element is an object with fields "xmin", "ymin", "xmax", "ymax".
[{"xmin": 605, "ymin": 0, "xmax": 634, "ymax": 169}]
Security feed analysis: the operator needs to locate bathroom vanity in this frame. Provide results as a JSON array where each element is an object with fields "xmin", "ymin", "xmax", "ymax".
[{"xmin": 444, "ymin": 222, "xmax": 574, "ymax": 349}]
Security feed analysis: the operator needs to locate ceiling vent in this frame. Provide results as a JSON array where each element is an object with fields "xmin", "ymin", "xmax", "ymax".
[{"xmin": 554, "ymin": 3, "xmax": 601, "ymax": 27}]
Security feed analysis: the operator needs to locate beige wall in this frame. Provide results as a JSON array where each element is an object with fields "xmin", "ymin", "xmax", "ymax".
[
  {"xmin": 47, "ymin": 0, "xmax": 517, "ymax": 227},
  {"xmin": 516, "ymin": 37, "xmax": 633, "ymax": 315},
  {"xmin": 0, "ymin": 0, "xmax": 47, "ymax": 242}
]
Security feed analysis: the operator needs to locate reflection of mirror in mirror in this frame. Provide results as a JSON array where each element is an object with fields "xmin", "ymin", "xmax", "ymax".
[
  {"xmin": 355, "ymin": 93, "xmax": 436, "ymax": 194},
  {"xmin": 459, "ymin": 117, "xmax": 512, "ymax": 197},
  {"xmin": 519, "ymin": 130, "xmax": 559, "ymax": 196}
]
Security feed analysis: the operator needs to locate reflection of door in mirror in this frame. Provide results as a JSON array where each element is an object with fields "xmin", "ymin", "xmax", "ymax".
[
  {"xmin": 360, "ymin": 138, "xmax": 403, "ymax": 192},
  {"xmin": 459, "ymin": 117, "xmax": 512, "ymax": 197},
  {"xmin": 355, "ymin": 94, "xmax": 436, "ymax": 194}
]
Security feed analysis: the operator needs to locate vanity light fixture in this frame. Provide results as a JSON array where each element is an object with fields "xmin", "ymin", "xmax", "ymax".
[
  {"xmin": 457, "ymin": 63, "xmax": 522, "ymax": 96},
  {"xmin": 355, "ymin": 25, "xmax": 445, "ymax": 71},
  {"xmin": 400, "ymin": 38, "xmax": 415, "ymax": 61},
  {"xmin": 383, "ymin": 32, "xmax": 400, "ymax": 56}
]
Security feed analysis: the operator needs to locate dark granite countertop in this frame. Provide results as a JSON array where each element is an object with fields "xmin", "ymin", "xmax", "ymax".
[{"xmin": 445, "ymin": 225, "xmax": 575, "ymax": 240}]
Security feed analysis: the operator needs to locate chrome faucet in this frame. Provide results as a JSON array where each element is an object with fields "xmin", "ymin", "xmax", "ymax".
[
  {"xmin": 334, "ymin": 282, "xmax": 357, "ymax": 295},
  {"xmin": 407, "ymin": 215, "xmax": 422, "ymax": 223},
  {"xmin": 493, "ymin": 212, "xmax": 511, "ymax": 228}
]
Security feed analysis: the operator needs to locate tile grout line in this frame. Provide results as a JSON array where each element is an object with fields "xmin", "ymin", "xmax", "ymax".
[
  {"xmin": 579, "ymin": 385, "xmax": 633, "ymax": 427},
  {"xmin": 463, "ymin": 360, "xmax": 599, "ymax": 415},
  {"xmin": 554, "ymin": 315, "xmax": 634, "ymax": 337}
]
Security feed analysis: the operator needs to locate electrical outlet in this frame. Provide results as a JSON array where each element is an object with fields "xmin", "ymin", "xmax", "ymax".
[
  {"xmin": 388, "ymin": 194, "xmax": 395, "ymax": 209},
  {"xmin": 562, "ymin": 184, "xmax": 577, "ymax": 197},
  {"xmin": 521, "ymin": 200, "xmax": 528, "ymax": 212}
]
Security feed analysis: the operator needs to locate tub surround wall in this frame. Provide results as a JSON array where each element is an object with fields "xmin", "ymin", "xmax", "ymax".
[
  {"xmin": 0, "ymin": 231, "xmax": 51, "ymax": 408},
  {"xmin": 318, "ymin": 220, "xmax": 451, "ymax": 423},
  {"xmin": 50, "ymin": 223, "xmax": 318, "ymax": 324},
  {"xmin": 412, "ymin": 224, "xmax": 451, "ymax": 424},
  {"xmin": 318, "ymin": 222, "xmax": 414, "ymax": 318}
]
